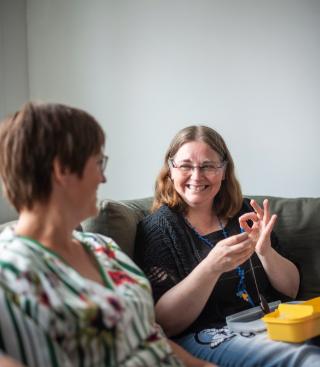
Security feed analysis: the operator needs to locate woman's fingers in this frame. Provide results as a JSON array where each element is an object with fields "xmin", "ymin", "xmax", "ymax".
[
  {"xmin": 220, "ymin": 244, "xmax": 254, "ymax": 269},
  {"xmin": 220, "ymin": 231, "xmax": 248, "ymax": 246},
  {"xmin": 218, "ymin": 233, "xmax": 254, "ymax": 254},
  {"xmin": 211, "ymin": 234, "xmax": 255, "ymax": 272},
  {"xmin": 239, "ymin": 212, "xmax": 259, "ymax": 233},
  {"xmin": 249, "ymin": 198, "xmax": 273, "ymax": 227},
  {"xmin": 254, "ymin": 214, "xmax": 277, "ymax": 255},
  {"xmin": 263, "ymin": 199, "xmax": 271, "ymax": 224},
  {"xmin": 250, "ymin": 199, "xmax": 264, "ymax": 219},
  {"xmin": 261, "ymin": 214, "xmax": 277, "ymax": 239}
]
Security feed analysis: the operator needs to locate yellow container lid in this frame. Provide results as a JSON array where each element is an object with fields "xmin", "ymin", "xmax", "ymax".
[
  {"xmin": 303, "ymin": 296, "xmax": 320, "ymax": 312},
  {"xmin": 264, "ymin": 304, "xmax": 316, "ymax": 323},
  {"xmin": 262, "ymin": 297, "xmax": 320, "ymax": 343}
]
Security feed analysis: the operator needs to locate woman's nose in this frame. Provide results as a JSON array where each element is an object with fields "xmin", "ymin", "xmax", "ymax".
[
  {"xmin": 190, "ymin": 167, "xmax": 202, "ymax": 178},
  {"xmin": 101, "ymin": 173, "xmax": 107, "ymax": 183}
]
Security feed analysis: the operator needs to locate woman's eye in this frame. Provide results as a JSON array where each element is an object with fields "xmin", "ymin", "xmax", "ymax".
[
  {"xmin": 179, "ymin": 165, "xmax": 193, "ymax": 171},
  {"xmin": 202, "ymin": 165, "xmax": 214, "ymax": 171}
]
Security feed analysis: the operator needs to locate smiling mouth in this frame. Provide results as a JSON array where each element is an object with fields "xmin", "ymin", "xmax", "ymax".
[{"xmin": 186, "ymin": 184, "xmax": 209, "ymax": 192}]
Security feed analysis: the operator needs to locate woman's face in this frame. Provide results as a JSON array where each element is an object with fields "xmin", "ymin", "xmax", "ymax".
[
  {"xmin": 65, "ymin": 153, "xmax": 107, "ymax": 221},
  {"xmin": 170, "ymin": 141, "xmax": 226, "ymax": 211}
]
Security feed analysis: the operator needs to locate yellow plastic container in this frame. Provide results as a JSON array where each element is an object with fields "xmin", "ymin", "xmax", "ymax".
[{"xmin": 262, "ymin": 297, "xmax": 320, "ymax": 343}]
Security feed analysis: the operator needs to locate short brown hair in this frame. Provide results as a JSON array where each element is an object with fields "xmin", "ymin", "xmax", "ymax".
[
  {"xmin": 0, "ymin": 102, "xmax": 105, "ymax": 211},
  {"xmin": 152, "ymin": 125, "xmax": 243, "ymax": 219}
]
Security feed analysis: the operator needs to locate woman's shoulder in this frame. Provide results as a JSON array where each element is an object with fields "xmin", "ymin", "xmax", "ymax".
[
  {"xmin": 0, "ymin": 226, "xmax": 40, "ymax": 268},
  {"xmin": 150, "ymin": 204, "xmax": 177, "ymax": 217},
  {"xmin": 75, "ymin": 231, "xmax": 145, "ymax": 273},
  {"xmin": 139, "ymin": 205, "xmax": 180, "ymax": 229},
  {"xmin": 135, "ymin": 206, "xmax": 184, "ymax": 256},
  {"xmin": 0, "ymin": 229, "xmax": 55, "ymax": 305},
  {"xmin": 75, "ymin": 230, "xmax": 118, "ymax": 250}
]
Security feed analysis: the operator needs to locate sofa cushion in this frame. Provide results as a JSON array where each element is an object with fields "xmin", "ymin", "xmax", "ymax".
[
  {"xmin": 81, "ymin": 198, "xmax": 153, "ymax": 258},
  {"xmin": 252, "ymin": 196, "xmax": 320, "ymax": 300}
]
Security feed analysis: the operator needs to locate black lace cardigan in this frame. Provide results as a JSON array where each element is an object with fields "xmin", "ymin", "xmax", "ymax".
[{"xmin": 134, "ymin": 200, "xmax": 294, "ymax": 335}]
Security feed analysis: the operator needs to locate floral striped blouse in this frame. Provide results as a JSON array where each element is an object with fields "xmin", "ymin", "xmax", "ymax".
[{"xmin": 0, "ymin": 227, "xmax": 184, "ymax": 367}]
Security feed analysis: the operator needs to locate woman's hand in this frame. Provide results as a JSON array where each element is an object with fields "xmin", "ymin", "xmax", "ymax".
[
  {"xmin": 205, "ymin": 231, "xmax": 255, "ymax": 274},
  {"xmin": 239, "ymin": 199, "xmax": 277, "ymax": 256},
  {"xmin": 155, "ymin": 232, "xmax": 255, "ymax": 336},
  {"xmin": 239, "ymin": 199, "xmax": 300, "ymax": 298}
]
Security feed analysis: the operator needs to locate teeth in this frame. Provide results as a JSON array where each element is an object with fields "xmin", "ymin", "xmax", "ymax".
[{"xmin": 187, "ymin": 185, "xmax": 207, "ymax": 192}]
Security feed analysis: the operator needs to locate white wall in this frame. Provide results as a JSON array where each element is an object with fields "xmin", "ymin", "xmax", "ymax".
[
  {"xmin": 10, "ymin": 0, "xmax": 320, "ymax": 203},
  {"xmin": 0, "ymin": 0, "xmax": 29, "ymax": 119},
  {"xmin": 0, "ymin": 0, "xmax": 28, "ymax": 221}
]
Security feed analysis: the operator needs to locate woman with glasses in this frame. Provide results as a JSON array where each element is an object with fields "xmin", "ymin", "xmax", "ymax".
[
  {"xmin": 135, "ymin": 125, "xmax": 320, "ymax": 366},
  {"xmin": 0, "ymin": 104, "xmax": 216, "ymax": 367}
]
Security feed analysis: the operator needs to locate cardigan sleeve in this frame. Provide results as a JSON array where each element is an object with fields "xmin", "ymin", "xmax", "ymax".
[{"xmin": 134, "ymin": 212, "xmax": 184, "ymax": 304}]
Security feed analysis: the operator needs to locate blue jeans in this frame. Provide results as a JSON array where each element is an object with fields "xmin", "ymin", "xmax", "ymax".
[{"xmin": 175, "ymin": 329, "xmax": 320, "ymax": 366}]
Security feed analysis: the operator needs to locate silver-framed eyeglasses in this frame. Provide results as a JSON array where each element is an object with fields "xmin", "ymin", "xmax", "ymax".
[
  {"xmin": 168, "ymin": 158, "xmax": 227, "ymax": 176},
  {"xmin": 98, "ymin": 155, "xmax": 108, "ymax": 173}
]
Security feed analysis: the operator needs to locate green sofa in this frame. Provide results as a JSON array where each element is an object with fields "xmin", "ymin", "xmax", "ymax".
[
  {"xmin": 1, "ymin": 195, "xmax": 319, "ymax": 300},
  {"xmin": 81, "ymin": 196, "xmax": 320, "ymax": 301}
]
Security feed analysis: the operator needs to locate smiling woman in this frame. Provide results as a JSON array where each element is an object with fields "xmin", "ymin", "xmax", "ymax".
[
  {"xmin": 133, "ymin": 125, "xmax": 320, "ymax": 366},
  {"xmin": 168, "ymin": 141, "xmax": 226, "ymax": 213}
]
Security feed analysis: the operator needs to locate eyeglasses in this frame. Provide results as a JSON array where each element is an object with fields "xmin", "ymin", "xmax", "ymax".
[
  {"xmin": 98, "ymin": 155, "xmax": 108, "ymax": 173},
  {"xmin": 168, "ymin": 158, "xmax": 227, "ymax": 176}
]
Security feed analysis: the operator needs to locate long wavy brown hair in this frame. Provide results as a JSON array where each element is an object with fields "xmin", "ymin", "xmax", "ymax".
[{"xmin": 152, "ymin": 125, "xmax": 243, "ymax": 219}]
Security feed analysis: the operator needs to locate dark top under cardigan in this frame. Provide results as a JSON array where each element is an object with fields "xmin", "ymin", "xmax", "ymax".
[{"xmin": 134, "ymin": 199, "xmax": 294, "ymax": 336}]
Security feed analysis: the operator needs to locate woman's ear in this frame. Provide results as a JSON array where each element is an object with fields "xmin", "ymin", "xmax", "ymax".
[{"xmin": 52, "ymin": 158, "xmax": 68, "ymax": 184}]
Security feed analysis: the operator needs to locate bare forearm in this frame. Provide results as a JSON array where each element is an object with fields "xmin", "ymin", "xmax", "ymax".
[
  {"xmin": 156, "ymin": 260, "xmax": 221, "ymax": 336},
  {"xmin": 258, "ymin": 247, "xmax": 300, "ymax": 298}
]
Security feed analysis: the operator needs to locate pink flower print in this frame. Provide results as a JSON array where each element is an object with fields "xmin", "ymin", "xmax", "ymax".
[
  {"xmin": 108, "ymin": 270, "xmax": 137, "ymax": 286},
  {"xmin": 95, "ymin": 246, "xmax": 116, "ymax": 259}
]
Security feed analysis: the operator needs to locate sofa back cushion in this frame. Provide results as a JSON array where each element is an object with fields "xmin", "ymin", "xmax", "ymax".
[
  {"xmin": 82, "ymin": 195, "xmax": 320, "ymax": 300},
  {"xmin": 81, "ymin": 197, "xmax": 153, "ymax": 258},
  {"xmin": 257, "ymin": 196, "xmax": 320, "ymax": 300}
]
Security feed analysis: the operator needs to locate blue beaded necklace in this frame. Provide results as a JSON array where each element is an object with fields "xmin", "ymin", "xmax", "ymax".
[{"xmin": 184, "ymin": 215, "xmax": 255, "ymax": 307}]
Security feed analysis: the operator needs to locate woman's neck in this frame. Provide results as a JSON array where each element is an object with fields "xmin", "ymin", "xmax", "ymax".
[
  {"xmin": 185, "ymin": 205, "xmax": 222, "ymax": 236},
  {"xmin": 15, "ymin": 204, "xmax": 76, "ymax": 253},
  {"xmin": 15, "ymin": 205, "xmax": 105, "ymax": 286}
]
